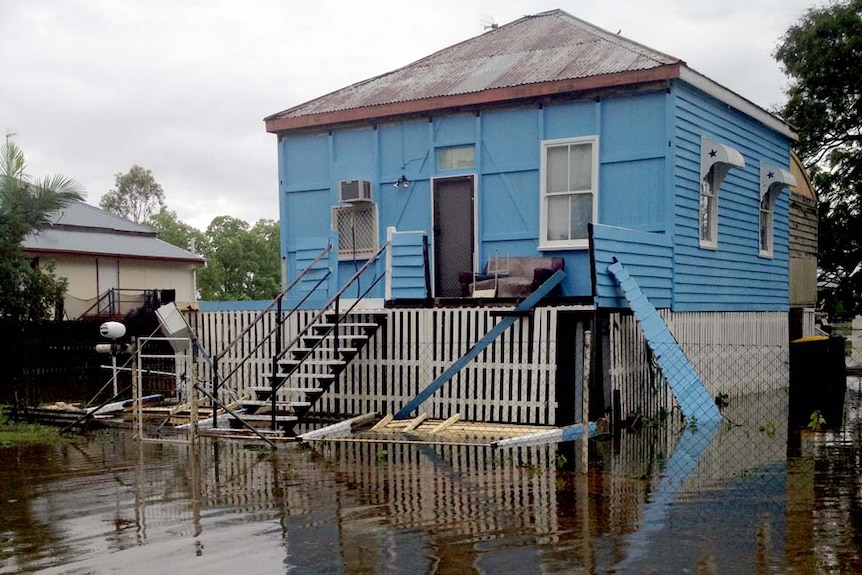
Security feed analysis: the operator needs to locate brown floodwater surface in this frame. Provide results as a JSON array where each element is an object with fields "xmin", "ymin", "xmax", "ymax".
[{"xmin": 1, "ymin": 385, "xmax": 860, "ymax": 574}]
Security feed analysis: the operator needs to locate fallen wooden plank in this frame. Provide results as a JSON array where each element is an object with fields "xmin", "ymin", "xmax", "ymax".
[
  {"xmin": 370, "ymin": 413, "xmax": 393, "ymax": 432},
  {"xmin": 88, "ymin": 394, "xmax": 163, "ymax": 415},
  {"xmin": 403, "ymin": 413, "xmax": 428, "ymax": 432},
  {"xmin": 299, "ymin": 412, "xmax": 379, "ymax": 441},
  {"xmin": 430, "ymin": 413, "xmax": 461, "ymax": 433},
  {"xmin": 169, "ymin": 397, "xmax": 206, "ymax": 416}
]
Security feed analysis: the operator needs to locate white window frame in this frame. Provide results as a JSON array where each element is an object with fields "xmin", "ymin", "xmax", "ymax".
[
  {"xmin": 759, "ymin": 162, "xmax": 797, "ymax": 258},
  {"xmin": 699, "ymin": 136, "xmax": 745, "ymax": 249},
  {"xmin": 539, "ymin": 136, "xmax": 599, "ymax": 250}
]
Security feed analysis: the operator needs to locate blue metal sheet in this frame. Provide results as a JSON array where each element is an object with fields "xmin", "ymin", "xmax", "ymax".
[{"xmin": 608, "ymin": 259, "xmax": 720, "ymax": 422}]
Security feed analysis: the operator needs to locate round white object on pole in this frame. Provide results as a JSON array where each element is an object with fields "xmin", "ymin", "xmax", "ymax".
[{"xmin": 100, "ymin": 321, "xmax": 126, "ymax": 340}]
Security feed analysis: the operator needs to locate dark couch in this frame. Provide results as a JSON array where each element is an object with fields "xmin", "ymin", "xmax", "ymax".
[{"xmin": 458, "ymin": 256, "xmax": 564, "ymax": 298}]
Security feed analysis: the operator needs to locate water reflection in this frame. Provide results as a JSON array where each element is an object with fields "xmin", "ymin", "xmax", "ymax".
[
  {"xmin": 786, "ymin": 387, "xmax": 862, "ymax": 574},
  {"xmin": 0, "ymin": 385, "xmax": 859, "ymax": 574}
]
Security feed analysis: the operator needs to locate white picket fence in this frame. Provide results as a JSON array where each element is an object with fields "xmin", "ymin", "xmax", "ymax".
[
  {"xmin": 188, "ymin": 306, "xmax": 788, "ymax": 426},
  {"xmin": 188, "ymin": 306, "xmax": 591, "ymax": 426}
]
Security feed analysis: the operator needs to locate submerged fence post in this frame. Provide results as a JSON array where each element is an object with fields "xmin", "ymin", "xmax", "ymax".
[
  {"xmin": 190, "ymin": 338, "xmax": 199, "ymax": 445},
  {"xmin": 582, "ymin": 329, "xmax": 591, "ymax": 474},
  {"xmin": 133, "ymin": 336, "xmax": 143, "ymax": 442}
]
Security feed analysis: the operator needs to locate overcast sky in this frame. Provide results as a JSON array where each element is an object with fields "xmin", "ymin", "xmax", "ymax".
[{"xmin": 1, "ymin": 0, "xmax": 821, "ymax": 231}]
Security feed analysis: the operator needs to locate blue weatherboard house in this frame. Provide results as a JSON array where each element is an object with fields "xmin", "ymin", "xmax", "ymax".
[
  {"xmin": 266, "ymin": 9, "xmax": 795, "ymax": 311},
  {"xmin": 234, "ymin": 9, "xmax": 800, "ymax": 432}
]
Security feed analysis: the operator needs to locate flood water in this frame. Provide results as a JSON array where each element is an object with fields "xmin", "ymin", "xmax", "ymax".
[{"xmin": 2, "ymin": 384, "xmax": 860, "ymax": 574}]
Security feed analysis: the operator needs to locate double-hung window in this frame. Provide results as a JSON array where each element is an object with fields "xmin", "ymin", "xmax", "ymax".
[
  {"xmin": 759, "ymin": 162, "xmax": 796, "ymax": 258},
  {"xmin": 699, "ymin": 136, "xmax": 745, "ymax": 249},
  {"xmin": 759, "ymin": 192, "xmax": 774, "ymax": 256},
  {"xmin": 540, "ymin": 136, "xmax": 598, "ymax": 250},
  {"xmin": 700, "ymin": 166, "xmax": 719, "ymax": 247}
]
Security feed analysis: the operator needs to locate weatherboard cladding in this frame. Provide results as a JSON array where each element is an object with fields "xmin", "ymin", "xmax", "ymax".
[
  {"xmin": 266, "ymin": 10, "xmax": 679, "ymax": 125},
  {"xmin": 591, "ymin": 224, "xmax": 673, "ymax": 309},
  {"xmin": 274, "ymin": 11, "xmax": 795, "ymax": 313},
  {"xmin": 671, "ymin": 81, "xmax": 791, "ymax": 312},
  {"xmin": 389, "ymin": 230, "xmax": 427, "ymax": 299}
]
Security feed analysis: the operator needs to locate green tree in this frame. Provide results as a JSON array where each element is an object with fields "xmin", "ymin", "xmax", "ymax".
[
  {"xmin": 0, "ymin": 141, "xmax": 84, "ymax": 320},
  {"xmin": 99, "ymin": 165, "xmax": 165, "ymax": 223},
  {"xmin": 146, "ymin": 208, "xmax": 208, "ymax": 256},
  {"xmin": 143, "ymin": 208, "xmax": 280, "ymax": 302},
  {"xmin": 775, "ymin": 0, "xmax": 862, "ymax": 319},
  {"xmin": 197, "ymin": 216, "xmax": 280, "ymax": 301},
  {"xmin": 248, "ymin": 219, "xmax": 281, "ymax": 298}
]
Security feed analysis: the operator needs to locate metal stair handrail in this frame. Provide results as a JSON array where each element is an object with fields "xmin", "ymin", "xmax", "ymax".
[
  {"xmin": 212, "ymin": 240, "xmax": 390, "ymax": 431},
  {"xmin": 209, "ymin": 243, "xmax": 332, "ymax": 405},
  {"xmin": 272, "ymin": 240, "xmax": 390, "ymax": 368},
  {"xmin": 262, "ymin": 241, "xmax": 390, "ymax": 430},
  {"xmin": 213, "ymin": 271, "xmax": 332, "ymax": 394},
  {"xmin": 267, "ymin": 262, "xmax": 387, "ymax": 395},
  {"xmin": 213, "ymin": 243, "xmax": 332, "ymax": 363}
]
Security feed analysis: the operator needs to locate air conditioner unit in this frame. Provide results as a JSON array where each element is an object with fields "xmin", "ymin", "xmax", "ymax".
[{"xmin": 339, "ymin": 179, "xmax": 372, "ymax": 203}]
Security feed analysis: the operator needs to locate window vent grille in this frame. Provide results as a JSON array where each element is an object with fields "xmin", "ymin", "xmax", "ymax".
[{"xmin": 333, "ymin": 203, "xmax": 378, "ymax": 260}]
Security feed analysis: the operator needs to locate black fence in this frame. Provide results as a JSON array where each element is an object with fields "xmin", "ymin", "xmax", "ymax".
[
  {"xmin": 0, "ymin": 320, "xmax": 178, "ymax": 408},
  {"xmin": 0, "ymin": 320, "xmax": 109, "ymax": 407}
]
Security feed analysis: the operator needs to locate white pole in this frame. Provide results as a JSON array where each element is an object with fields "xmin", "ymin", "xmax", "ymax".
[
  {"xmin": 385, "ymin": 226, "xmax": 395, "ymax": 301},
  {"xmin": 111, "ymin": 352, "xmax": 118, "ymax": 396}
]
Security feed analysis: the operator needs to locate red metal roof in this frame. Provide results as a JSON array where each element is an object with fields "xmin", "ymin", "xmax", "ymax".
[{"xmin": 265, "ymin": 10, "xmax": 682, "ymax": 133}]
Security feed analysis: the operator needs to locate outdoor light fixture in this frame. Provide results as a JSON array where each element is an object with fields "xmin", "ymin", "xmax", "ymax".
[{"xmin": 393, "ymin": 174, "xmax": 411, "ymax": 188}]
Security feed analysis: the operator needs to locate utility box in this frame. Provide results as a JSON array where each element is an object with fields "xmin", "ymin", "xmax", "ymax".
[
  {"xmin": 155, "ymin": 302, "xmax": 192, "ymax": 353},
  {"xmin": 788, "ymin": 335, "xmax": 846, "ymax": 430}
]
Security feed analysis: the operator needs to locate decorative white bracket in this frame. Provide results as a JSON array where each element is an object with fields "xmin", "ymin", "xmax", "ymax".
[
  {"xmin": 700, "ymin": 136, "xmax": 745, "ymax": 180},
  {"xmin": 760, "ymin": 162, "xmax": 796, "ymax": 200}
]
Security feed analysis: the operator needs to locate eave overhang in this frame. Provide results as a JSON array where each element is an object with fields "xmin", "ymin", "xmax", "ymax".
[
  {"xmin": 678, "ymin": 66, "xmax": 798, "ymax": 142},
  {"xmin": 266, "ymin": 63, "xmax": 683, "ymax": 134},
  {"xmin": 23, "ymin": 247, "xmax": 206, "ymax": 266}
]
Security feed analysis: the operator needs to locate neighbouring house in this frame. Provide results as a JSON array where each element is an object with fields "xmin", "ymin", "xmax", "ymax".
[
  {"xmin": 197, "ymin": 9, "xmax": 803, "ymax": 434},
  {"xmin": 788, "ymin": 151, "xmax": 818, "ymax": 339},
  {"xmin": 22, "ymin": 201, "xmax": 205, "ymax": 321}
]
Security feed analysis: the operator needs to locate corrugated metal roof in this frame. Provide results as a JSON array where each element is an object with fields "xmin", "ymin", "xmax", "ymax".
[
  {"xmin": 23, "ymin": 228, "xmax": 205, "ymax": 262},
  {"xmin": 48, "ymin": 200, "xmax": 153, "ymax": 233},
  {"xmin": 266, "ymin": 9, "xmax": 680, "ymax": 124},
  {"xmin": 22, "ymin": 201, "xmax": 205, "ymax": 263}
]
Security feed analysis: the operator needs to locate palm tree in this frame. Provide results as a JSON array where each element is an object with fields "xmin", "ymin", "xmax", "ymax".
[
  {"xmin": 0, "ymin": 141, "xmax": 85, "ymax": 320},
  {"xmin": 1, "ymin": 141, "xmax": 85, "ymax": 243}
]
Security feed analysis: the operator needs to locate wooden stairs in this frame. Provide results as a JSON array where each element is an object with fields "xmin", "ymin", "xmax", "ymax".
[{"xmin": 228, "ymin": 310, "xmax": 386, "ymax": 434}]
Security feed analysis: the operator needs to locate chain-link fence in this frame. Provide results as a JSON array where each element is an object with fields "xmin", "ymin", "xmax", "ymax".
[
  {"xmin": 187, "ymin": 305, "xmax": 858, "ymax": 482},
  {"xmin": 831, "ymin": 319, "xmax": 862, "ymax": 373}
]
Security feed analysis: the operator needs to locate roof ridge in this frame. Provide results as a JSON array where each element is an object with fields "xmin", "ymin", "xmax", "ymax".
[
  {"xmin": 264, "ymin": 14, "xmax": 532, "ymax": 122},
  {"xmin": 550, "ymin": 10, "xmax": 683, "ymax": 68},
  {"xmin": 406, "ymin": 10, "xmax": 681, "ymax": 73},
  {"xmin": 50, "ymin": 201, "xmax": 156, "ymax": 235},
  {"xmin": 265, "ymin": 9, "xmax": 684, "ymax": 128}
]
